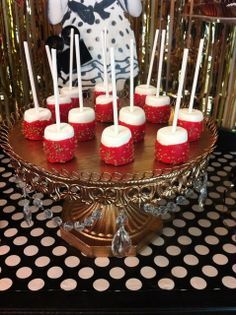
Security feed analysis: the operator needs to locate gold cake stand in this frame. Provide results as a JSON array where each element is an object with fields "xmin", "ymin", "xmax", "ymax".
[{"xmin": 0, "ymin": 106, "xmax": 218, "ymax": 257}]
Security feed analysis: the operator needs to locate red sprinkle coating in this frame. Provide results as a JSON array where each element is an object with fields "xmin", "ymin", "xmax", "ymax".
[
  {"xmin": 119, "ymin": 120, "xmax": 145, "ymax": 143},
  {"xmin": 177, "ymin": 119, "xmax": 203, "ymax": 142},
  {"xmin": 43, "ymin": 136, "xmax": 77, "ymax": 163},
  {"xmin": 71, "ymin": 97, "xmax": 80, "ymax": 107},
  {"xmin": 155, "ymin": 140, "xmax": 189, "ymax": 165},
  {"xmin": 95, "ymin": 99, "xmax": 120, "ymax": 123},
  {"xmin": 47, "ymin": 101, "xmax": 76, "ymax": 123},
  {"xmin": 134, "ymin": 93, "xmax": 147, "ymax": 108},
  {"xmin": 70, "ymin": 121, "xmax": 95, "ymax": 142},
  {"xmin": 144, "ymin": 104, "xmax": 171, "ymax": 124},
  {"xmin": 22, "ymin": 119, "xmax": 52, "ymax": 141},
  {"xmin": 100, "ymin": 138, "xmax": 134, "ymax": 166}
]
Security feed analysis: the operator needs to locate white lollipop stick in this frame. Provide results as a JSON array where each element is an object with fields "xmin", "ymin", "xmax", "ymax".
[
  {"xmin": 45, "ymin": 45, "xmax": 53, "ymax": 80},
  {"xmin": 146, "ymin": 29, "xmax": 159, "ymax": 87},
  {"xmin": 110, "ymin": 47, "xmax": 119, "ymax": 135},
  {"xmin": 51, "ymin": 49, "xmax": 61, "ymax": 131},
  {"xmin": 156, "ymin": 30, "xmax": 166, "ymax": 97},
  {"xmin": 130, "ymin": 38, "xmax": 134, "ymax": 112},
  {"xmin": 189, "ymin": 38, "xmax": 204, "ymax": 112},
  {"xmin": 101, "ymin": 28, "xmax": 109, "ymax": 96},
  {"xmin": 172, "ymin": 48, "xmax": 189, "ymax": 133},
  {"xmin": 23, "ymin": 41, "xmax": 39, "ymax": 112},
  {"xmin": 75, "ymin": 34, "xmax": 83, "ymax": 112},
  {"xmin": 69, "ymin": 28, "xmax": 74, "ymax": 89}
]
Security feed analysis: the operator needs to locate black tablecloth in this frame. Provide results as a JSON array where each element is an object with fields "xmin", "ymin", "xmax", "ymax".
[{"xmin": 0, "ymin": 130, "xmax": 236, "ymax": 314}]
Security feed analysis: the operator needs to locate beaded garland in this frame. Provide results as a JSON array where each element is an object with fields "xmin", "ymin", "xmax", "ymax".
[
  {"xmin": 22, "ymin": 119, "xmax": 52, "ymax": 141},
  {"xmin": 119, "ymin": 120, "xmax": 145, "ymax": 143},
  {"xmin": 70, "ymin": 121, "xmax": 95, "ymax": 142},
  {"xmin": 100, "ymin": 138, "xmax": 134, "ymax": 166},
  {"xmin": 155, "ymin": 140, "xmax": 189, "ymax": 165},
  {"xmin": 43, "ymin": 136, "xmax": 77, "ymax": 163},
  {"xmin": 177, "ymin": 119, "xmax": 204, "ymax": 142},
  {"xmin": 144, "ymin": 104, "xmax": 171, "ymax": 124}
]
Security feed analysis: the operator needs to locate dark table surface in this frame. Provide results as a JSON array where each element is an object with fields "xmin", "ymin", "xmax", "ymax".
[{"xmin": 0, "ymin": 128, "xmax": 236, "ymax": 315}]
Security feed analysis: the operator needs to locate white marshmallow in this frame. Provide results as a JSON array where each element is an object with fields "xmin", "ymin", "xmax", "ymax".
[
  {"xmin": 60, "ymin": 86, "xmax": 80, "ymax": 98},
  {"xmin": 94, "ymin": 82, "xmax": 112, "ymax": 92},
  {"xmin": 24, "ymin": 107, "xmax": 52, "ymax": 123},
  {"xmin": 44, "ymin": 123, "xmax": 74, "ymax": 141},
  {"xmin": 145, "ymin": 95, "xmax": 171, "ymax": 107},
  {"xmin": 101, "ymin": 125, "xmax": 132, "ymax": 147},
  {"xmin": 119, "ymin": 106, "xmax": 146, "ymax": 125},
  {"xmin": 96, "ymin": 94, "xmax": 114, "ymax": 104},
  {"xmin": 135, "ymin": 84, "xmax": 156, "ymax": 96},
  {"xmin": 178, "ymin": 108, "xmax": 203, "ymax": 122},
  {"xmin": 68, "ymin": 107, "xmax": 95, "ymax": 123},
  {"xmin": 157, "ymin": 126, "xmax": 188, "ymax": 145},
  {"xmin": 46, "ymin": 94, "xmax": 71, "ymax": 106}
]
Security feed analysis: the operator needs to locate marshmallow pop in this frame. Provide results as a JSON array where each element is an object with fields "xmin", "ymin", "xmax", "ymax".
[
  {"xmin": 134, "ymin": 29, "xmax": 159, "ymax": 108},
  {"xmin": 177, "ymin": 39, "xmax": 205, "ymax": 142},
  {"xmin": 43, "ymin": 49, "xmax": 76, "ymax": 163},
  {"xmin": 144, "ymin": 30, "xmax": 171, "ymax": 124},
  {"xmin": 100, "ymin": 48, "xmax": 134, "ymax": 166},
  {"xmin": 119, "ymin": 39, "xmax": 146, "ymax": 143},
  {"xmin": 22, "ymin": 42, "xmax": 52, "ymax": 140},
  {"xmin": 68, "ymin": 34, "xmax": 95, "ymax": 142},
  {"xmin": 155, "ymin": 49, "xmax": 190, "ymax": 165}
]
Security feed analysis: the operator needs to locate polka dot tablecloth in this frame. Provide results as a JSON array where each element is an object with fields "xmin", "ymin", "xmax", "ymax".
[{"xmin": 0, "ymin": 151, "xmax": 236, "ymax": 298}]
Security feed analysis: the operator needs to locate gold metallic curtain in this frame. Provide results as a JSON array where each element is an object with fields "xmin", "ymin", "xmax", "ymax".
[{"xmin": 0, "ymin": 0, "xmax": 235, "ymax": 130}]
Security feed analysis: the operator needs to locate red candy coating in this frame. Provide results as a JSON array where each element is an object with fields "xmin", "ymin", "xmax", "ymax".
[
  {"xmin": 177, "ymin": 119, "xmax": 203, "ymax": 142},
  {"xmin": 95, "ymin": 99, "xmax": 120, "ymax": 123},
  {"xmin": 70, "ymin": 121, "xmax": 95, "ymax": 142},
  {"xmin": 22, "ymin": 119, "xmax": 52, "ymax": 141},
  {"xmin": 119, "ymin": 120, "xmax": 145, "ymax": 143},
  {"xmin": 47, "ymin": 101, "xmax": 75, "ymax": 123},
  {"xmin": 155, "ymin": 140, "xmax": 189, "ymax": 165},
  {"xmin": 134, "ymin": 93, "xmax": 146, "ymax": 108},
  {"xmin": 71, "ymin": 97, "xmax": 79, "ymax": 107},
  {"xmin": 144, "ymin": 104, "xmax": 171, "ymax": 124},
  {"xmin": 43, "ymin": 136, "xmax": 77, "ymax": 163},
  {"xmin": 100, "ymin": 138, "xmax": 134, "ymax": 166}
]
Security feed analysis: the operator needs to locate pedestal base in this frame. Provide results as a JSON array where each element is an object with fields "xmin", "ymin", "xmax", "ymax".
[{"xmin": 61, "ymin": 199, "xmax": 163, "ymax": 257}]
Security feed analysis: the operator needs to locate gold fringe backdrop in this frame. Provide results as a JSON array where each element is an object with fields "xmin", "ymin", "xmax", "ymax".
[{"xmin": 0, "ymin": 0, "xmax": 235, "ymax": 130}]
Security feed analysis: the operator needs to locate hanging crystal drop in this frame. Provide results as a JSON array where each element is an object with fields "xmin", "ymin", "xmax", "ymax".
[
  {"xmin": 185, "ymin": 188, "xmax": 195, "ymax": 199},
  {"xmin": 53, "ymin": 216, "xmax": 62, "ymax": 227},
  {"xmin": 198, "ymin": 185, "xmax": 207, "ymax": 208},
  {"xmin": 21, "ymin": 199, "xmax": 30, "ymax": 207},
  {"xmin": 143, "ymin": 203, "xmax": 154, "ymax": 214},
  {"xmin": 44, "ymin": 209, "xmax": 53, "ymax": 219},
  {"xmin": 116, "ymin": 211, "xmax": 127, "ymax": 227},
  {"xmin": 193, "ymin": 178, "xmax": 202, "ymax": 192},
  {"xmin": 74, "ymin": 221, "xmax": 85, "ymax": 232},
  {"xmin": 23, "ymin": 205, "xmax": 32, "ymax": 226},
  {"xmin": 166, "ymin": 201, "xmax": 178, "ymax": 212},
  {"xmin": 176, "ymin": 195, "xmax": 188, "ymax": 205},
  {"xmin": 63, "ymin": 221, "xmax": 74, "ymax": 231},
  {"xmin": 111, "ymin": 226, "xmax": 132, "ymax": 257},
  {"xmin": 33, "ymin": 198, "xmax": 43, "ymax": 209}
]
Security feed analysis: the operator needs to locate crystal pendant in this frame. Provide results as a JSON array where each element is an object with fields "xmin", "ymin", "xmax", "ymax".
[
  {"xmin": 63, "ymin": 221, "xmax": 74, "ymax": 231},
  {"xmin": 176, "ymin": 195, "xmax": 188, "ymax": 205},
  {"xmin": 53, "ymin": 216, "xmax": 62, "ymax": 226},
  {"xmin": 74, "ymin": 221, "xmax": 85, "ymax": 232},
  {"xmin": 111, "ymin": 226, "xmax": 132, "ymax": 257},
  {"xmin": 198, "ymin": 185, "xmax": 207, "ymax": 209},
  {"xmin": 193, "ymin": 178, "xmax": 202, "ymax": 192},
  {"xmin": 23, "ymin": 205, "xmax": 32, "ymax": 225},
  {"xmin": 44, "ymin": 209, "xmax": 53, "ymax": 219},
  {"xmin": 185, "ymin": 188, "xmax": 195, "ymax": 199},
  {"xmin": 84, "ymin": 217, "xmax": 94, "ymax": 227},
  {"xmin": 166, "ymin": 201, "xmax": 178, "ymax": 212},
  {"xmin": 91, "ymin": 209, "xmax": 102, "ymax": 220},
  {"xmin": 33, "ymin": 198, "xmax": 43, "ymax": 209}
]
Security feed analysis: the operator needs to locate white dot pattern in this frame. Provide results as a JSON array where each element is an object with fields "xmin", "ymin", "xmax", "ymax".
[{"xmin": 0, "ymin": 151, "xmax": 235, "ymax": 294}]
